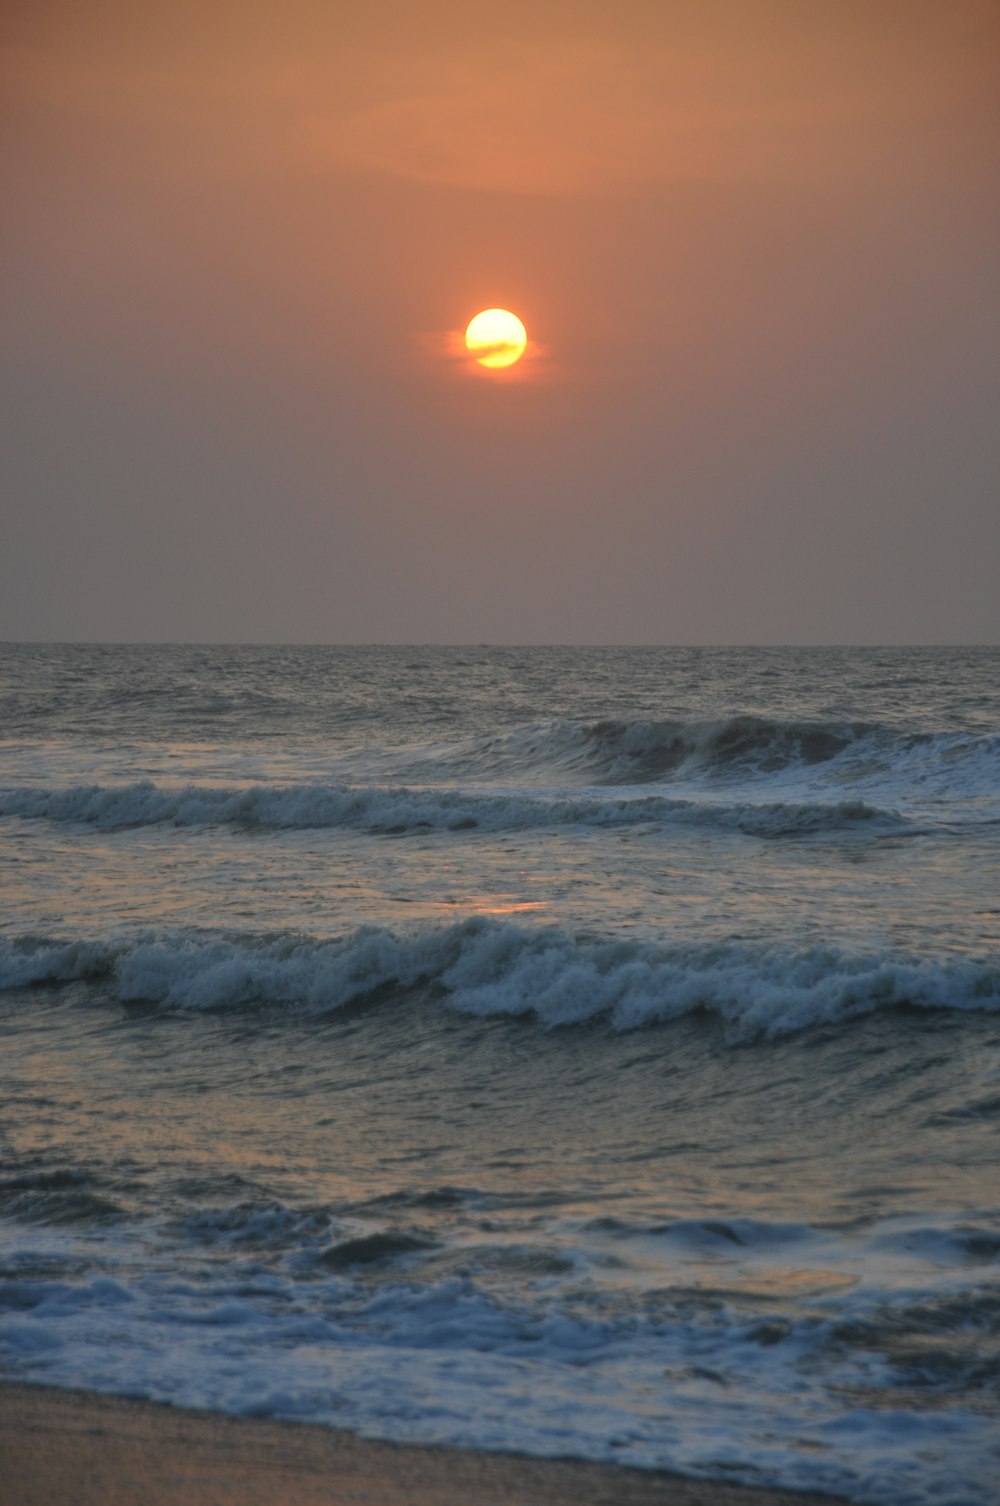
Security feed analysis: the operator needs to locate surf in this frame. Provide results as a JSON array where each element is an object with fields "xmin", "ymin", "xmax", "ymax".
[{"xmin": 2, "ymin": 920, "xmax": 997, "ymax": 1036}]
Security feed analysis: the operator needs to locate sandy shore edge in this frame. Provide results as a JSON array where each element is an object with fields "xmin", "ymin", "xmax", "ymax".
[{"xmin": 0, "ymin": 1380, "xmax": 848, "ymax": 1506}]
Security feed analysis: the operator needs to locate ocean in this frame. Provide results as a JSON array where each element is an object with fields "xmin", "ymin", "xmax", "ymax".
[{"xmin": 1, "ymin": 644, "xmax": 997, "ymax": 1505}]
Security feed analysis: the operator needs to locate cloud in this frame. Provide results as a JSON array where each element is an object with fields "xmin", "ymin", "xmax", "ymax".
[
  {"xmin": 299, "ymin": 19, "xmax": 998, "ymax": 199},
  {"xmin": 6, "ymin": 6, "xmax": 997, "ymax": 199},
  {"xmin": 417, "ymin": 328, "xmax": 553, "ymax": 384},
  {"xmin": 303, "ymin": 40, "xmax": 783, "ymax": 197}
]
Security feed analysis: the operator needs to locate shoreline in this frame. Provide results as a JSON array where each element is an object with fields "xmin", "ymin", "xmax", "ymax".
[{"xmin": 0, "ymin": 1380, "xmax": 848, "ymax": 1506}]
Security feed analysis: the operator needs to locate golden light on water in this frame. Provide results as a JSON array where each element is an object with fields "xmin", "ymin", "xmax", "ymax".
[
  {"xmin": 464, "ymin": 308, "xmax": 528, "ymax": 368},
  {"xmin": 439, "ymin": 896, "xmax": 547, "ymax": 916}
]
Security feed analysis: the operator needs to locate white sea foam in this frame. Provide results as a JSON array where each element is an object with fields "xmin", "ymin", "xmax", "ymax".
[
  {"xmin": 3, "ymin": 648, "xmax": 997, "ymax": 1506},
  {"xmin": 1, "ymin": 1218, "xmax": 997, "ymax": 1506},
  {"xmin": 0, "ymin": 780, "xmax": 912, "ymax": 837},
  {"xmin": 1, "ymin": 922, "xmax": 996, "ymax": 1036},
  {"xmin": 408, "ymin": 715, "xmax": 1000, "ymax": 797}
]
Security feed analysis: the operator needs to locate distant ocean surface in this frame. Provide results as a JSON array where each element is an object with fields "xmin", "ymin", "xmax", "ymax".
[{"xmin": 1, "ymin": 644, "xmax": 998, "ymax": 1505}]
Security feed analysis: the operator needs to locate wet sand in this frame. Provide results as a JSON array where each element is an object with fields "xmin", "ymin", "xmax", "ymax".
[{"xmin": 0, "ymin": 1381, "xmax": 845, "ymax": 1506}]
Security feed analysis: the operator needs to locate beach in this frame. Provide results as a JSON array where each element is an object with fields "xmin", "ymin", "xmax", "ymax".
[{"xmin": 1, "ymin": 1383, "xmax": 846, "ymax": 1506}]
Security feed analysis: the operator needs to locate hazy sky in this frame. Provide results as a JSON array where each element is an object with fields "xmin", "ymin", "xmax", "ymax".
[{"xmin": 3, "ymin": 0, "xmax": 998, "ymax": 643}]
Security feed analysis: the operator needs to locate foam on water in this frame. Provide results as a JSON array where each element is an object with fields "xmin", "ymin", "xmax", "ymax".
[
  {"xmin": 405, "ymin": 715, "xmax": 1000, "ymax": 804},
  {"xmin": 1, "ymin": 1195, "xmax": 998, "ymax": 1506},
  {"xmin": 2, "ymin": 645, "xmax": 998, "ymax": 1505},
  {"xmin": 0, "ymin": 779, "xmax": 913, "ymax": 837},
  {"xmin": 2, "ymin": 921, "xmax": 997, "ymax": 1035}
]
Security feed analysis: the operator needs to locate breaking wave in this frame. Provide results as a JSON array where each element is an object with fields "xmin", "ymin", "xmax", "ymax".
[
  {"xmin": 2, "ymin": 921, "xmax": 996, "ymax": 1038},
  {"xmin": 0, "ymin": 781, "xmax": 909, "ymax": 838},
  {"xmin": 409, "ymin": 715, "xmax": 1000, "ymax": 794}
]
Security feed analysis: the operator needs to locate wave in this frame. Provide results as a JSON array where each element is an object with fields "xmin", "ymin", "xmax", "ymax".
[
  {"xmin": 2, "ymin": 921, "xmax": 996, "ymax": 1038},
  {"xmin": 0, "ymin": 780, "xmax": 909, "ymax": 838},
  {"xmin": 0, "ymin": 1171, "xmax": 124, "ymax": 1228},
  {"xmin": 409, "ymin": 715, "xmax": 1000, "ymax": 793}
]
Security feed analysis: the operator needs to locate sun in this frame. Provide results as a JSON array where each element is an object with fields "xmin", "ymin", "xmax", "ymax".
[{"xmin": 464, "ymin": 308, "xmax": 527, "ymax": 369}]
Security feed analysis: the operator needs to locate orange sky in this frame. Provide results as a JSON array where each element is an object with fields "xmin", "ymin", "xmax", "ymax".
[{"xmin": 2, "ymin": 0, "xmax": 998, "ymax": 641}]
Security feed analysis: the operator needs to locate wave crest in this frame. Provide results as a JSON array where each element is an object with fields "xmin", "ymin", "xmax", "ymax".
[
  {"xmin": 2, "ymin": 922, "xmax": 996, "ymax": 1039},
  {"xmin": 0, "ymin": 780, "xmax": 907, "ymax": 838},
  {"xmin": 413, "ymin": 714, "xmax": 999, "ymax": 793}
]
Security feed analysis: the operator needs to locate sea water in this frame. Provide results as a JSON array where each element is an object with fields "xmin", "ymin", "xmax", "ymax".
[{"xmin": 1, "ymin": 644, "xmax": 997, "ymax": 1504}]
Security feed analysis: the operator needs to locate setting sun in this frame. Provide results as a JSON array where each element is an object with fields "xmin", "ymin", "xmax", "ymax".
[{"xmin": 464, "ymin": 308, "xmax": 527, "ymax": 368}]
